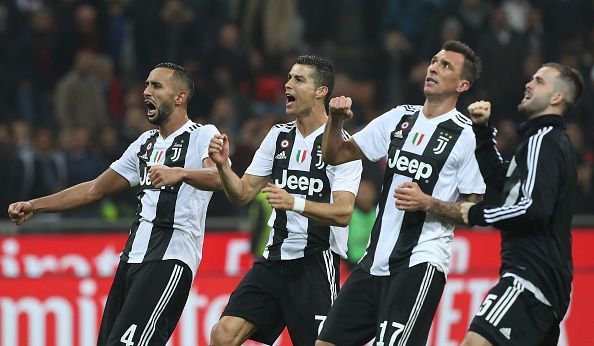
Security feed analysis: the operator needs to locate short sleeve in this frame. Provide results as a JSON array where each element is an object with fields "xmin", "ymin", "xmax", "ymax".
[
  {"xmin": 352, "ymin": 108, "xmax": 401, "ymax": 162},
  {"xmin": 456, "ymin": 130, "xmax": 486, "ymax": 194},
  {"xmin": 245, "ymin": 127, "xmax": 276, "ymax": 177},
  {"xmin": 110, "ymin": 136, "xmax": 143, "ymax": 186},
  {"xmin": 330, "ymin": 159, "xmax": 363, "ymax": 195},
  {"xmin": 197, "ymin": 124, "xmax": 220, "ymax": 161}
]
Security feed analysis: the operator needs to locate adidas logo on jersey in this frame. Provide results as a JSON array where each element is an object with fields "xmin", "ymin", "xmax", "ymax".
[
  {"xmin": 499, "ymin": 327, "xmax": 511, "ymax": 340},
  {"xmin": 274, "ymin": 169, "xmax": 324, "ymax": 196},
  {"xmin": 393, "ymin": 130, "xmax": 404, "ymax": 139},
  {"xmin": 275, "ymin": 151, "xmax": 287, "ymax": 160},
  {"xmin": 387, "ymin": 149, "xmax": 433, "ymax": 180}
]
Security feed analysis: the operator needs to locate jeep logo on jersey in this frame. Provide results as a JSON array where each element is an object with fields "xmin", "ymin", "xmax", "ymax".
[
  {"xmin": 388, "ymin": 149, "xmax": 433, "ymax": 180},
  {"xmin": 274, "ymin": 169, "xmax": 324, "ymax": 196},
  {"xmin": 139, "ymin": 166, "xmax": 176, "ymax": 191},
  {"xmin": 139, "ymin": 166, "xmax": 154, "ymax": 187}
]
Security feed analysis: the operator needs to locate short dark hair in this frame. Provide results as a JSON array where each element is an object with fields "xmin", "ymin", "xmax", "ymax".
[
  {"xmin": 442, "ymin": 40, "xmax": 481, "ymax": 86},
  {"xmin": 294, "ymin": 55, "xmax": 335, "ymax": 110},
  {"xmin": 543, "ymin": 62, "xmax": 584, "ymax": 109},
  {"xmin": 154, "ymin": 62, "xmax": 194, "ymax": 100}
]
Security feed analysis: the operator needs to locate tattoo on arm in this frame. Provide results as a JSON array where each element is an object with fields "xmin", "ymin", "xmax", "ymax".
[{"xmin": 428, "ymin": 194, "xmax": 483, "ymax": 225}]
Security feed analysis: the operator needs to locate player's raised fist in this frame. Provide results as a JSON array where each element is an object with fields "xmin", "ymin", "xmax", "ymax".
[
  {"xmin": 208, "ymin": 133, "xmax": 230, "ymax": 166},
  {"xmin": 329, "ymin": 96, "xmax": 354, "ymax": 120},
  {"xmin": 467, "ymin": 100, "xmax": 491, "ymax": 126}
]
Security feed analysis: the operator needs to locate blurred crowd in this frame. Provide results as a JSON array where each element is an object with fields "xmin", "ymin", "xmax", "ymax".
[{"xmin": 1, "ymin": 0, "xmax": 593, "ymax": 222}]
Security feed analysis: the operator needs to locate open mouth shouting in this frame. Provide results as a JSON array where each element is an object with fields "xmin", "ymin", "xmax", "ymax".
[
  {"xmin": 286, "ymin": 93, "xmax": 296, "ymax": 107},
  {"xmin": 145, "ymin": 99, "xmax": 157, "ymax": 117}
]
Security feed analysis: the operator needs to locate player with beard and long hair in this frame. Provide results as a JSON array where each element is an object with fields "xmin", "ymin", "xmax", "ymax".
[{"xmin": 8, "ymin": 62, "xmax": 224, "ymax": 345}]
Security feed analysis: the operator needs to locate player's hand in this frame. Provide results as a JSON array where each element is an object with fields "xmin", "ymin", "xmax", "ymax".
[
  {"xmin": 262, "ymin": 183, "xmax": 294, "ymax": 211},
  {"xmin": 148, "ymin": 165, "xmax": 183, "ymax": 188},
  {"xmin": 8, "ymin": 201, "xmax": 34, "ymax": 225},
  {"xmin": 460, "ymin": 202, "xmax": 474, "ymax": 225},
  {"xmin": 467, "ymin": 101, "xmax": 491, "ymax": 127},
  {"xmin": 329, "ymin": 96, "xmax": 354, "ymax": 121},
  {"xmin": 394, "ymin": 182, "xmax": 432, "ymax": 212},
  {"xmin": 208, "ymin": 134, "xmax": 230, "ymax": 166}
]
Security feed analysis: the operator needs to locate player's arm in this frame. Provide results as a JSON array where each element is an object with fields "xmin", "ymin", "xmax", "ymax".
[
  {"xmin": 148, "ymin": 158, "xmax": 222, "ymax": 191},
  {"xmin": 466, "ymin": 136, "xmax": 563, "ymax": 229},
  {"xmin": 394, "ymin": 182, "xmax": 483, "ymax": 225},
  {"xmin": 7, "ymin": 168, "xmax": 129, "ymax": 225},
  {"xmin": 209, "ymin": 133, "xmax": 270, "ymax": 206},
  {"xmin": 322, "ymin": 96, "xmax": 366, "ymax": 165},
  {"xmin": 262, "ymin": 183, "xmax": 356, "ymax": 227},
  {"xmin": 468, "ymin": 100, "xmax": 509, "ymax": 190}
]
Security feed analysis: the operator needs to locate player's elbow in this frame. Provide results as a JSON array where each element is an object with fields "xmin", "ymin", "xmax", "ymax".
[
  {"xmin": 322, "ymin": 150, "xmax": 344, "ymax": 166},
  {"xmin": 333, "ymin": 207, "xmax": 354, "ymax": 227}
]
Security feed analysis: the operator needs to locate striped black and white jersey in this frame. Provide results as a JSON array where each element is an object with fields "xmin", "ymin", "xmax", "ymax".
[
  {"xmin": 352, "ymin": 105, "xmax": 485, "ymax": 276},
  {"xmin": 110, "ymin": 121, "xmax": 219, "ymax": 277},
  {"xmin": 246, "ymin": 121, "xmax": 362, "ymax": 260}
]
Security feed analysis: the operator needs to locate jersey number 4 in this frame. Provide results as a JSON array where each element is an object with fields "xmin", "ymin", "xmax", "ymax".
[{"xmin": 120, "ymin": 324, "xmax": 137, "ymax": 346}]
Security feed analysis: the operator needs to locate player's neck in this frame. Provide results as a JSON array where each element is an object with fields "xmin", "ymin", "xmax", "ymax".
[
  {"xmin": 423, "ymin": 96, "xmax": 458, "ymax": 119},
  {"xmin": 159, "ymin": 110, "xmax": 189, "ymax": 139},
  {"xmin": 295, "ymin": 109, "xmax": 327, "ymax": 137}
]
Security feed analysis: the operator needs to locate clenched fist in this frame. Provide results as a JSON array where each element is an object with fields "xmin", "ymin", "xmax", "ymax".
[
  {"xmin": 329, "ymin": 96, "xmax": 354, "ymax": 121},
  {"xmin": 467, "ymin": 100, "xmax": 491, "ymax": 126}
]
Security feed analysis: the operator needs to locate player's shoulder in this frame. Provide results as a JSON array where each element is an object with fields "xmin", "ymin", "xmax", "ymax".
[
  {"xmin": 451, "ymin": 111, "xmax": 474, "ymax": 129},
  {"xmin": 382, "ymin": 104, "xmax": 422, "ymax": 120},
  {"xmin": 136, "ymin": 128, "xmax": 159, "ymax": 142},
  {"xmin": 397, "ymin": 104, "xmax": 423, "ymax": 114},
  {"xmin": 270, "ymin": 120, "xmax": 297, "ymax": 134},
  {"xmin": 272, "ymin": 120, "xmax": 297, "ymax": 131}
]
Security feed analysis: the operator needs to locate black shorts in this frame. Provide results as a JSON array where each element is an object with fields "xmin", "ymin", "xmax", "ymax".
[
  {"xmin": 318, "ymin": 262, "xmax": 445, "ymax": 346},
  {"xmin": 98, "ymin": 259, "xmax": 193, "ymax": 346},
  {"xmin": 469, "ymin": 276, "xmax": 559, "ymax": 346},
  {"xmin": 222, "ymin": 250, "xmax": 340, "ymax": 345}
]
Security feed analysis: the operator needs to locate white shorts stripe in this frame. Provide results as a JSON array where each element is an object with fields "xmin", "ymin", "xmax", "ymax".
[
  {"xmin": 485, "ymin": 286, "xmax": 513, "ymax": 322},
  {"xmin": 486, "ymin": 280, "xmax": 524, "ymax": 326},
  {"xmin": 398, "ymin": 264, "xmax": 435, "ymax": 346},
  {"xmin": 138, "ymin": 264, "xmax": 183, "ymax": 346},
  {"xmin": 492, "ymin": 280, "xmax": 524, "ymax": 326},
  {"xmin": 322, "ymin": 250, "xmax": 337, "ymax": 303}
]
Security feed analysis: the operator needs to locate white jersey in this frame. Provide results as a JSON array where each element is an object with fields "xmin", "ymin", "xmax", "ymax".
[
  {"xmin": 110, "ymin": 121, "xmax": 219, "ymax": 277},
  {"xmin": 246, "ymin": 121, "xmax": 362, "ymax": 260},
  {"xmin": 352, "ymin": 105, "xmax": 485, "ymax": 276}
]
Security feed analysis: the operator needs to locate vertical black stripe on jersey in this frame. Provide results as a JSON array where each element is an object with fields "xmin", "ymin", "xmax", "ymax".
[
  {"xmin": 121, "ymin": 132, "xmax": 159, "ymax": 260},
  {"xmin": 360, "ymin": 111, "xmax": 420, "ymax": 272},
  {"xmin": 144, "ymin": 131, "xmax": 191, "ymax": 261},
  {"xmin": 267, "ymin": 127, "xmax": 297, "ymax": 259},
  {"xmin": 388, "ymin": 118, "xmax": 463, "ymax": 273},
  {"xmin": 303, "ymin": 133, "xmax": 332, "ymax": 256}
]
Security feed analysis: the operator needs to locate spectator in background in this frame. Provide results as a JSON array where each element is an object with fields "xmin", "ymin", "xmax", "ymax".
[
  {"xmin": 30, "ymin": 127, "xmax": 67, "ymax": 198},
  {"xmin": 62, "ymin": 127, "xmax": 108, "ymax": 218},
  {"xmin": 13, "ymin": 9, "xmax": 57, "ymax": 126},
  {"xmin": 53, "ymin": 3, "xmax": 107, "ymax": 78},
  {"xmin": 94, "ymin": 54, "xmax": 124, "ymax": 123},
  {"xmin": 0, "ymin": 124, "xmax": 20, "ymax": 218},
  {"xmin": 54, "ymin": 50, "xmax": 109, "ymax": 132},
  {"xmin": 478, "ymin": 5, "xmax": 527, "ymax": 121},
  {"xmin": 346, "ymin": 179, "xmax": 377, "ymax": 269}
]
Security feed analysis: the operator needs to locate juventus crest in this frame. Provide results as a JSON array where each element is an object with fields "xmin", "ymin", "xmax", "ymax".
[{"xmin": 432, "ymin": 132, "xmax": 453, "ymax": 155}]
